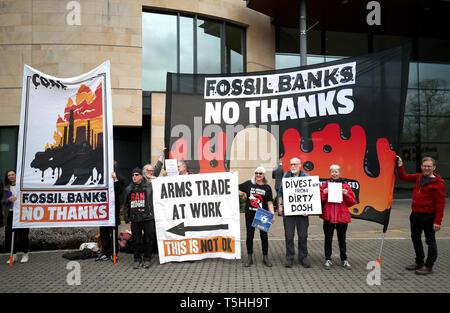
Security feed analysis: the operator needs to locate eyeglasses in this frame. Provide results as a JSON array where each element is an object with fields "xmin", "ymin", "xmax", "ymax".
[
  {"xmin": 290, "ymin": 163, "xmax": 299, "ymax": 166},
  {"xmin": 255, "ymin": 172, "xmax": 263, "ymax": 175},
  {"xmin": 132, "ymin": 173, "xmax": 141, "ymax": 177}
]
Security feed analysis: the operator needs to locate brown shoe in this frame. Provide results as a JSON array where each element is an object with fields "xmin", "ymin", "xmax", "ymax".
[
  {"xmin": 415, "ymin": 266, "xmax": 433, "ymax": 275},
  {"xmin": 405, "ymin": 263, "xmax": 424, "ymax": 271}
]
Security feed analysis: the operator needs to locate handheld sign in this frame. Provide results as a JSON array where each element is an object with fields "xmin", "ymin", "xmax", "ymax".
[
  {"xmin": 282, "ymin": 176, "xmax": 321, "ymax": 216},
  {"xmin": 165, "ymin": 159, "xmax": 179, "ymax": 176},
  {"xmin": 327, "ymin": 182, "xmax": 343, "ymax": 203},
  {"xmin": 152, "ymin": 172, "xmax": 240, "ymax": 263},
  {"xmin": 251, "ymin": 208, "xmax": 274, "ymax": 233}
]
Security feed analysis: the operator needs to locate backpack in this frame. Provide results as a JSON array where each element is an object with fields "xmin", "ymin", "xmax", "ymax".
[
  {"xmin": 62, "ymin": 248, "xmax": 96, "ymax": 260},
  {"xmin": 118, "ymin": 232, "xmax": 135, "ymax": 253}
]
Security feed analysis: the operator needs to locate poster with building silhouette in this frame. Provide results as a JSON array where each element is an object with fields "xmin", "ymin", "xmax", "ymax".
[{"xmin": 13, "ymin": 61, "xmax": 115, "ymax": 228}]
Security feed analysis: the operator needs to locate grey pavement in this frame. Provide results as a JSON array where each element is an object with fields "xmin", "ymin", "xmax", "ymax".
[{"xmin": 1, "ymin": 199, "xmax": 449, "ymax": 294}]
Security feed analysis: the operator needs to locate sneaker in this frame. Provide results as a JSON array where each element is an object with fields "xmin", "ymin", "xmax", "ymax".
[
  {"xmin": 300, "ymin": 256, "xmax": 311, "ymax": 268},
  {"xmin": 284, "ymin": 260, "xmax": 294, "ymax": 268},
  {"xmin": 7, "ymin": 255, "xmax": 17, "ymax": 264},
  {"xmin": 342, "ymin": 260, "xmax": 352, "ymax": 270},
  {"xmin": 405, "ymin": 263, "xmax": 424, "ymax": 271},
  {"xmin": 143, "ymin": 260, "xmax": 151, "ymax": 269},
  {"xmin": 323, "ymin": 260, "xmax": 333, "ymax": 270},
  {"xmin": 20, "ymin": 253, "xmax": 29, "ymax": 263},
  {"xmin": 415, "ymin": 265, "xmax": 433, "ymax": 275},
  {"xmin": 133, "ymin": 260, "xmax": 141, "ymax": 269},
  {"xmin": 95, "ymin": 254, "xmax": 108, "ymax": 262}
]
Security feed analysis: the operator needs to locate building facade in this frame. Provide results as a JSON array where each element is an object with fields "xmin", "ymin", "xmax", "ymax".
[{"xmin": 0, "ymin": 0, "xmax": 449, "ymax": 195}]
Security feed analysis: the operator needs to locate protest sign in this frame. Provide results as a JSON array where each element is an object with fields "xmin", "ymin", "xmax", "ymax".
[
  {"xmin": 165, "ymin": 159, "xmax": 179, "ymax": 176},
  {"xmin": 282, "ymin": 176, "xmax": 321, "ymax": 216},
  {"xmin": 327, "ymin": 182, "xmax": 343, "ymax": 203},
  {"xmin": 13, "ymin": 62, "xmax": 115, "ymax": 228},
  {"xmin": 152, "ymin": 172, "xmax": 241, "ymax": 263},
  {"xmin": 251, "ymin": 208, "xmax": 274, "ymax": 232}
]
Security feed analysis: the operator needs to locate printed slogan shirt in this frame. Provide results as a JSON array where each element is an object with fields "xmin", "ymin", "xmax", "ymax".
[{"xmin": 239, "ymin": 180, "xmax": 273, "ymax": 212}]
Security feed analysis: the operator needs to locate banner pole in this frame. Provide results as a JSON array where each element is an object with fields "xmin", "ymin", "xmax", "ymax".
[
  {"xmin": 112, "ymin": 228, "xmax": 116, "ymax": 264},
  {"xmin": 377, "ymin": 230, "xmax": 386, "ymax": 269},
  {"xmin": 9, "ymin": 230, "xmax": 15, "ymax": 266}
]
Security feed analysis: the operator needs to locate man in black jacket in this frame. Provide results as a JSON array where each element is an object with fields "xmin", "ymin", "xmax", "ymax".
[{"xmin": 124, "ymin": 167, "xmax": 156, "ymax": 269}]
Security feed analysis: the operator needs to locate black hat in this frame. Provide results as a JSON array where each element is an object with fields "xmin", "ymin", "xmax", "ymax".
[{"xmin": 132, "ymin": 167, "xmax": 142, "ymax": 175}]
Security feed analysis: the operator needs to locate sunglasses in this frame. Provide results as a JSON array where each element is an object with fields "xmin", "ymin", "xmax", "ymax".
[
  {"xmin": 132, "ymin": 173, "xmax": 141, "ymax": 176},
  {"xmin": 255, "ymin": 172, "xmax": 263, "ymax": 175}
]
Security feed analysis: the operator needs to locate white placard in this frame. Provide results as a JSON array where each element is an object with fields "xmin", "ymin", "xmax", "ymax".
[
  {"xmin": 282, "ymin": 176, "xmax": 322, "ymax": 216},
  {"xmin": 165, "ymin": 159, "xmax": 179, "ymax": 176},
  {"xmin": 152, "ymin": 172, "xmax": 241, "ymax": 264},
  {"xmin": 327, "ymin": 182, "xmax": 343, "ymax": 203}
]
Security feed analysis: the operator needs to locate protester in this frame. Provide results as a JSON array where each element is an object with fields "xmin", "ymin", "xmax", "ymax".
[
  {"xmin": 123, "ymin": 167, "xmax": 156, "ymax": 269},
  {"xmin": 143, "ymin": 148, "xmax": 166, "ymax": 182},
  {"xmin": 239, "ymin": 166, "xmax": 275, "ymax": 267},
  {"xmin": 397, "ymin": 156, "xmax": 446, "ymax": 275},
  {"xmin": 1, "ymin": 179, "xmax": 10, "ymax": 229},
  {"xmin": 4, "ymin": 169, "xmax": 30, "ymax": 263},
  {"xmin": 277, "ymin": 158, "xmax": 311, "ymax": 268},
  {"xmin": 178, "ymin": 160, "xmax": 191, "ymax": 175},
  {"xmin": 320, "ymin": 164, "xmax": 356, "ymax": 270},
  {"xmin": 96, "ymin": 161, "xmax": 125, "ymax": 262}
]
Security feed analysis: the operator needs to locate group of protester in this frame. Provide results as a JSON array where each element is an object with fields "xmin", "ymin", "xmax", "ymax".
[
  {"xmin": 1, "ymin": 153, "xmax": 445, "ymax": 276},
  {"xmin": 235, "ymin": 155, "xmax": 445, "ymax": 276}
]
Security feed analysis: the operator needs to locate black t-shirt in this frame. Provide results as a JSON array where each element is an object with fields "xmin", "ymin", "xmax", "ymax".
[{"xmin": 239, "ymin": 180, "xmax": 273, "ymax": 212}]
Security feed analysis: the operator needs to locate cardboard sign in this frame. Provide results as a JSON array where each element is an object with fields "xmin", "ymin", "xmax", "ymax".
[
  {"xmin": 152, "ymin": 172, "xmax": 241, "ymax": 263},
  {"xmin": 282, "ymin": 176, "xmax": 321, "ymax": 216}
]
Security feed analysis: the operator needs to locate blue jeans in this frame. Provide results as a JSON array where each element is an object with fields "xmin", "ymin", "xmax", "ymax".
[{"xmin": 283, "ymin": 215, "xmax": 309, "ymax": 261}]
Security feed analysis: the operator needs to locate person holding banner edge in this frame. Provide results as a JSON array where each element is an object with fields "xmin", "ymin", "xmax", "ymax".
[
  {"xmin": 124, "ymin": 167, "xmax": 156, "ymax": 269},
  {"xmin": 320, "ymin": 164, "xmax": 356, "ymax": 270},
  {"xmin": 239, "ymin": 166, "xmax": 275, "ymax": 267},
  {"xmin": 397, "ymin": 155, "xmax": 446, "ymax": 275},
  {"xmin": 4, "ymin": 169, "xmax": 30, "ymax": 263},
  {"xmin": 277, "ymin": 158, "xmax": 311, "ymax": 268}
]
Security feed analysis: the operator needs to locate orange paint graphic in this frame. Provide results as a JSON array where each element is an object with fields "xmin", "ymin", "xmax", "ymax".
[
  {"xmin": 163, "ymin": 236, "xmax": 235, "ymax": 256},
  {"xmin": 281, "ymin": 123, "xmax": 396, "ymax": 216}
]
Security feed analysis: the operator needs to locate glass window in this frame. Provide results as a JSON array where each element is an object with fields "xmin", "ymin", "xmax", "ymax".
[
  {"xmin": 418, "ymin": 62, "xmax": 450, "ymax": 90},
  {"xmin": 197, "ymin": 18, "xmax": 222, "ymax": 74},
  {"xmin": 325, "ymin": 31, "xmax": 368, "ymax": 57},
  {"xmin": 142, "ymin": 12, "xmax": 177, "ymax": 91},
  {"xmin": 180, "ymin": 16, "xmax": 194, "ymax": 73},
  {"xmin": 276, "ymin": 27, "xmax": 321, "ymax": 55},
  {"xmin": 275, "ymin": 54, "xmax": 325, "ymax": 69},
  {"xmin": 226, "ymin": 24, "xmax": 244, "ymax": 73},
  {"xmin": 421, "ymin": 117, "xmax": 450, "ymax": 142},
  {"xmin": 0, "ymin": 127, "xmax": 18, "ymax": 179}
]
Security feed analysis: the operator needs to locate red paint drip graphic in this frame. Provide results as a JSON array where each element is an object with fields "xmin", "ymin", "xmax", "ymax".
[{"xmin": 281, "ymin": 123, "xmax": 396, "ymax": 215}]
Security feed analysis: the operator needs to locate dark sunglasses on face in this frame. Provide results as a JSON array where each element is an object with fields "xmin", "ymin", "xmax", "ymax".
[
  {"xmin": 132, "ymin": 173, "xmax": 141, "ymax": 177},
  {"xmin": 255, "ymin": 172, "xmax": 263, "ymax": 175}
]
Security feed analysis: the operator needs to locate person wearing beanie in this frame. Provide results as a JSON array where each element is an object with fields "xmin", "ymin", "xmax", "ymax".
[
  {"xmin": 238, "ymin": 166, "xmax": 275, "ymax": 267},
  {"xmin": 123, "ymin": 166, "xmax": 156, "ymax": 269}
]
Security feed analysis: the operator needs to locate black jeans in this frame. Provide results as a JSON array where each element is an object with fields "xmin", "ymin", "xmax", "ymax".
[
  {"xmin": 283, "ymin": 215, "xmax": 309, "ymax": 261},
  {"xmin": 410, "ymin": 212, "xmax": 437, "ymax": 268},
  {"xmin": 245, "ymin": 209, "xmax": 269, "ymax": 255},
  {"xmin": 4, "ymin": 210, "xmax": 29, "ymax": 254},
  {"xmin": 99, "ymin": 225, "xmax": 119, "ymax": 257},
  {"xmin": 323, "ymin": 221, "xmax": 348, "ymax": 261},
  {"xmin": 131, "ymin": 220, "xmax": 156, "ymax": 262}
]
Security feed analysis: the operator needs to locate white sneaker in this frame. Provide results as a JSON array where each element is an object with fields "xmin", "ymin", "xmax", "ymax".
[
  {"xmin": 6, "ymin": 254, "xmax": 17, "ymax": 264},
  {"xmin": 20, "ymin": 253, "xmax": 29, "ymax": 263},
  {"xmin": 323, "ymin": 260, "xmax": 333, "ymax": 270},
  {"xmin": 342, "ymin": 260, "xmax": 352, "ymax": 270}
]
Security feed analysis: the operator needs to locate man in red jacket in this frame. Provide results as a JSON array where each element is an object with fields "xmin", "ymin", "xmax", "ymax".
[{"xmin": 397, "ymin": 155, "xmax": 446, "ymax": 275}]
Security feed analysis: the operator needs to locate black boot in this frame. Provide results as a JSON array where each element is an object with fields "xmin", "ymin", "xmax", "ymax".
[
  {"xmin": 263, "ymin": 254, "xmax": 272, "ymax": 267},
  {"xmin": 244, "ymin": 254, "xmax": 253, "ymax": 267}
]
